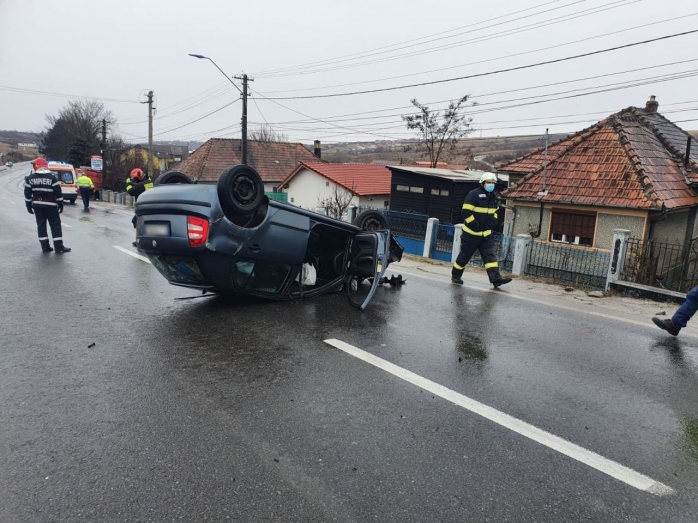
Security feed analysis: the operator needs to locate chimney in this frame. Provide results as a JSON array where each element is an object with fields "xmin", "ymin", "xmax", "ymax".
[
  {"xmin": 314, "ymin": 140, "xmax": 321, "ymax": 159},
  {"xmin": 686, "ymin": 135, "xmax": 693, "ymax": 168},
  {"xmin": 645, "ymin": 95, "xmax": 658, "ymax": 113}
]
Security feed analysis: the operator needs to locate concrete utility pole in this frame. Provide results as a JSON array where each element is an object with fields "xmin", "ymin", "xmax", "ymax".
[
  {"xmin": 147, "ymin": 90, "xmax": 155, "ymax": 178},
  {"xmin": 188, "ymin": 54, "xmax": 250, "ymax": 165},
  {"xmin": 100, "ymin": 119, "xmax": 107, "ymax": 187},
  {"xmin": 234, "ymin": 73, "xmax": 253, "ymax": 165}
]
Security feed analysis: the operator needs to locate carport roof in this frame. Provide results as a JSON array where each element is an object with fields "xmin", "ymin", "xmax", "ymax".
[{"xmin": 387, "ymin": 165, "xmax": 508, "ymax": 183}]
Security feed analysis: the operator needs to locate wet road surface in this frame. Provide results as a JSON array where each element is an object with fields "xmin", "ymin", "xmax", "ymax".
[{"xmin": 2, "ymin": 163, "xmax": 698, "ymax": 522}]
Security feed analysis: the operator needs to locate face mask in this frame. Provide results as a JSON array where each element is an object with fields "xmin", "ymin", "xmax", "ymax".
[{"xmin": 484, "ymin": 183, "xmax": 495, "ymax": 193}]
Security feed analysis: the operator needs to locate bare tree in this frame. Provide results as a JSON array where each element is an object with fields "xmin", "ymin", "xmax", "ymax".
[
  {"xmin": 317, "ymin": 184, "xmax": 355, "ymax": 220},
  {"xmin": 402, "ymin": 96, "xmax": 475, "ymax": 168},
  {"xmin": 42, "ymin": 99, "xmax": 115, "ymax": 162},
  {"xmin": 250, "ymin": 124, "xmax": 288, "ymax": 142}
]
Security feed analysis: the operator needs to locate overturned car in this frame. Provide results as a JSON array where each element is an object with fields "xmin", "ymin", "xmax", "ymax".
[{"xmin": 134, "ymin": 165, "xmax": 404, "ymax": 309}]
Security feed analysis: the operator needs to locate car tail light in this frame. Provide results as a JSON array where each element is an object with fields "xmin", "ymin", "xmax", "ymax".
[{"xmin": 187, "ymin": 216, "xmax": 209, "ymax": 247}]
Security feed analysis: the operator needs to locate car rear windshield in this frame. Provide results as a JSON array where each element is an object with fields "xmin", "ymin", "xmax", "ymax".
[
  {"xmin": 234, "ymin": 261, "xmax": 291, "ymax": 294},
  {"xmin": 50, "ymin": 170, "xmax": 74, "ymax": 184}
]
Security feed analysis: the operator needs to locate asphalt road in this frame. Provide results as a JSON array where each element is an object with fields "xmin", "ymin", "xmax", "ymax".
[{"xmin": 1, "ymin": 162, "xmax": 698, "ymax": 522}]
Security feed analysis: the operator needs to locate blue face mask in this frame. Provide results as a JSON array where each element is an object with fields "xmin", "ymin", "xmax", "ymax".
[{"xmin": 484, "ymin": 183, "xmax": 495, "ymax": 193}]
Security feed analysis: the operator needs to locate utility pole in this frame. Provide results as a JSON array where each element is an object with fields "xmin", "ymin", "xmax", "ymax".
[
  {"xmin": 234, "ymin": 74, "xmax": 253, "ymax": 164},
  {"xmin": 147, "ymin": 90, "xmax": 155, "ymax": 178},
  {"xmin": 538, "ymin": 128, "xmax": 549, "ymax": 196},
  {"xmin": 101, "ymin": 119, "xmax": 107, "ymax": 188},
  {"xmin": 189, "ymin": 55, "xmax": 250, "ymax": 165}
]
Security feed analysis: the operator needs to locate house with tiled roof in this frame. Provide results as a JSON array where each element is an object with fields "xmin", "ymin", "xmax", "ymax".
[
  {"xmin": 277, "ymin": 162, "xmax": 392, "ymax": 214},
  {"xmin": 170, "ymin": 138, "xmax": 322, "ymax": 192},
  {"xmin": 498, "ymin": 97, "xmax": 698, "ymax": 249}
]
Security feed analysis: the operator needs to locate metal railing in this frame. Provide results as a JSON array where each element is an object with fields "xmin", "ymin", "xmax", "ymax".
[
  {"xmin": 356, "ymin": 207, "xmax": 429, "ymax": 240},
  {"xmin": 526, "ymin": 240, "xmax": 610, "ymax": 289},
  {"xmin": 621, "ymin": 237, "xmax": 698, "ymax": 293}
]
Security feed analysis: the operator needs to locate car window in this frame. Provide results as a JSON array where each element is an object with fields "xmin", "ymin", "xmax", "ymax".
[{"xmin": 234, "ymin": 261, "xmax": 291, "ymax": 293}]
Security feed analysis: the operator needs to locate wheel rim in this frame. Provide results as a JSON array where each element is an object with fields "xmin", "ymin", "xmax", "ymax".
[
  {"xmin": 362, "ymin": 217, "xmax": 383, "ymax": 231},
  {"xmin": 232, "ymin": 174, "xmax": 259, "ymax": 207}
]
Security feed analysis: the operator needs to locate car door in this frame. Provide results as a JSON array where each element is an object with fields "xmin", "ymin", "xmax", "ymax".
[{"xmin": 346, "ymin": 231, "xmax": 390, "ymax": 310}]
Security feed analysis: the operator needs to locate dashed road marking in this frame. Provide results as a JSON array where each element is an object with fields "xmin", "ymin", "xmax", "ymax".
[
  {"xmin": 324, "ymin": 338, "xmax": 675, "ymax": 497},
  {"xmin": 112, "ymin": 245, "xmax": 151, "ymax": 264}
]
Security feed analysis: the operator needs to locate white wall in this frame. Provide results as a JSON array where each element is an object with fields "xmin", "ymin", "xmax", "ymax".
[
  {"xmin": 284, "ymin": 167, "xmax": 358, "ymax": 213},
  {"xmin": 282, "ymin": 167, "xmax": 390, "ymax": 220}
]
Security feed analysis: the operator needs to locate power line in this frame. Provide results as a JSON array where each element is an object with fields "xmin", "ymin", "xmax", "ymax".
[
  {"xmin": 253, "ymin": 59, "xmax": 698, "ymax": 126},
  {"xmin": 0, "ymin": 85, "xmax": 139, "ymax": 103},
  {"xmin": 151, "ymin": 98, "xmax": 241, "ymax": 137},
  {"xmin": 258, "ymin": 29, "xmax": 698, "ymax": 100},
  {"xmin": 253, "ymin": 0, "xmax": 588, "ymax": 77},
  {"xmin": 256, "ymin": 12, "xmax": 698, "ymax": 95},
  {"xmin": 258, "ymin": 0, "xmax": 638, "ymax": 78}
]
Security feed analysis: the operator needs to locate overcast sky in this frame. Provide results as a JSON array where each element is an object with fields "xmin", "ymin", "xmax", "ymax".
[{"xmin": 1, "ymin": 0, "xmax": 697, "ymax": 145}]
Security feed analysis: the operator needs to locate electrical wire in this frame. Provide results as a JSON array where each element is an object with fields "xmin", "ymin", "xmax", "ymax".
[
  {"xmin": 256, "ymin": 12, "xmax": 698, "ymax": 94},
  {"xmin": 253, "ymin": 0, "xmax": 590, "ymax": 76},
  {"xmin": 0, "ymin": 85, "xmax": 139, "ymax": 103},
  {"xmin": 257, "ymin": 29, "xmax": 698, "ymax": 100},
  {"xmin": 258, "ymin": 0, "xmax": 639, "ymax": 78}
]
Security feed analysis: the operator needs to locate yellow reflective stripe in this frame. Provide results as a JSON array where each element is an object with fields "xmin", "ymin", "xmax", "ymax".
[
  {"xmin": 462, "ymin": 224, "xmax": 492, "ymax": 237},
  {"xmin": 465, "ymin": 215, "xmax": 475, "ymax": 224},
  {"xmin": 453, "ymin": 262, "xmax": 465, "ymax": 270},
  {"xmin": 484, "ymin": 261, "xmax": 499, "ymax": 269},
  {"xmin": 462, "ymin": 203, "xmax": 497, "ymax": 214},
  {"xmin": 494, "ymin": 212, "xmax": 498, "ymax": 219},
  {"xmin": 144, "ymin": 183, "xmax": 154, "ymax": 190}
]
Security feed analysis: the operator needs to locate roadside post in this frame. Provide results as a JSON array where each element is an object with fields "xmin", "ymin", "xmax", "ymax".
[
  {"xmin": 512, "ymin": 234, "xmax": 532, "ymax": 276},
  {"xmin": 423, "ymin": 218, "xmax": 439, "ymax": 258},
  {"xmin": 606, "ymin": 229, "xmax": 631, "ymax": 291},
  {"xmin": 451, "ymin": 224, "xmax": 463, "ymax": 264}
]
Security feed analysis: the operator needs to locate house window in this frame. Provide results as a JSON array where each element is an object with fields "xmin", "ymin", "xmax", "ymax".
[
  {"xmin": 549, "ymin": 210, "xmax": 595, "ymax": 246},
  {"xmin": 431, "ymin": 189, "xmax": 450, "ymax": 196},
  {"xmin": 326, "ymin": 181, "xmax": 330, "ymax": 187},
  {"xmin": 409, "ymin": 186, "xmax": 424, "ymax": 194},
  {"xmin": 396, "ymin": 185, "xmax": 410, "ymax": 192},
  {"xmin": 397, "ymin": 185, "xmax": 424, "ymax": 193}
]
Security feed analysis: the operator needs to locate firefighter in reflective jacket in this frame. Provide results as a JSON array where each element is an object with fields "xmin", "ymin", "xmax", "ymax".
[
  {"xmin": 451, "ymin": 172, "xmax": 510, "ymax": 287},
  {"xmin": 24, "ymin": 157, "xmax": 71, "ymax": 253},
  {"xmin": 126, "ymin": 168, "xmax": 153, "ymax": 246},
  {"xmin": 126, "ymin": 168, "xmax": 153, "ymax": 226}
]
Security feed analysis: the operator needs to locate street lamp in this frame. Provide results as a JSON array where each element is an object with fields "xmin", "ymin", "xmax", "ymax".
[{"xmin": 189, "ymin": 53, "xmax": 248, "ymax": 164}]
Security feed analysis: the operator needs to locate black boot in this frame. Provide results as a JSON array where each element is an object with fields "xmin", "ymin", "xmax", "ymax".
[
  {"xmin": 451, "ymin": 271, "xmax": 464, "ymax": 285},
  {"xmin": 40, "ymin": 240, "xmax": 53, "ymax": 253},
  {"xmin": 54, "ymin": 240, "xmax": 71, "ymax": 253}
]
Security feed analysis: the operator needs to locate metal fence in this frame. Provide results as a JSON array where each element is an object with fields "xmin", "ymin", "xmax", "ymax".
[
  {"xmin": 526, "ymin": 240, "xmax": 610, "ymax": 289},
  {"xmin": 435, "ymin": 223, "xmax": 455, "ymax": 252},
  {"xmin": 356, "ymin": 207, "xmax": 429, "ymax": 240},
  {"xmin": 621, "ymin": 237, "xmax": 698, "ymax": 293}
]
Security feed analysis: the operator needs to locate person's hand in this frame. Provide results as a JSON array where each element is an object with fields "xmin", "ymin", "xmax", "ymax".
[
  {"xmin": 57, "ymin": 201, "xmax": 64, "ymax": 213},
  {"xmin": 26, "ymin": 204, "xmax": 34, "ymax": 214}
]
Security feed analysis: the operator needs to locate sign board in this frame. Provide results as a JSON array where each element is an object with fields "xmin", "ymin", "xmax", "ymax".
[{"xmin": 90, "ymin": 155, "xmax": 103, "ymax": 171}]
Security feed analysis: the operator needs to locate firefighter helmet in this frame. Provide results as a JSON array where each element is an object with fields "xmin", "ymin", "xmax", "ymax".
[
  {"xmin": 130, "ymin": 168, "xmax": 144, "ymax": 181},
  {"xmin": 479, "ymin": 172, "xmax": 498, "ymax": 184},
  {"xmin": 32, "ymin": 157, "xmax": 48, "ymax": 170}
]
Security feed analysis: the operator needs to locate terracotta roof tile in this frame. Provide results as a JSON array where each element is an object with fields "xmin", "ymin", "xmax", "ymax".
[
  {"xmin": 278, "ymin": 163, "xmax": 391, "ymax": 196},
  {"xmin": 501, "ymin": 107, "xmax": 698, "ymax": 210},
  {"xmin": 170, "ymin": 138, "xmax": 322, "ymax": 183}
]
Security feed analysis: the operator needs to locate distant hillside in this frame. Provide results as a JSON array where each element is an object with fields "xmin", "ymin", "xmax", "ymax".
[{"xmin": 323, "ymin": 133, "xmax": 568, "ymax": 169}]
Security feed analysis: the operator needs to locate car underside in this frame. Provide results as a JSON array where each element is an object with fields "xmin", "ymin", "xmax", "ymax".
[{"xmin": 135, "ymin": 165, "xmax": 404, "ymax": 309}]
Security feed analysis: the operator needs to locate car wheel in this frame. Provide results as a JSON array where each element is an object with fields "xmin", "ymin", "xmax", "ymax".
[
  {"xmin": 352, "ymin": 210, "xmax": 388, "ymax": 231},
  {"xmin": 155, "ymin": 171, "xmax": 192, "ymax": 185},
  {"xmin": 217, "ymin": 164, "xmax": 265, "ymax": 219}
]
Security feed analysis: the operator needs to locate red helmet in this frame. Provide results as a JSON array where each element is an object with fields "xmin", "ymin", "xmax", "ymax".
[
  {"xmin": 33, "ymin": 157, "xmax": 48, "ymax": 170},
  {"xmin": 130, "ymin": 168, "xmax": 144, "ymax": 181}
]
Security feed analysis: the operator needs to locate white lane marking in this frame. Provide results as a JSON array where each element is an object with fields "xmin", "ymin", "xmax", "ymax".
[
  {"xmin": 324, "ymin": 338, "xmax": 675, "ymax": 497},
  {"xmin": 112, "ymin": 245, "xmax": 151, "ymax": 264},
  {"xmin": 388, "ymin": 267, "xmax": 693, "ymax": 335},
  {"xmin": 62, "ymin": 223, "xmax": 72, "ymax": 228}
]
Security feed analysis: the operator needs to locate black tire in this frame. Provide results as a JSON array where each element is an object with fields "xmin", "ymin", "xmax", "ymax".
[
  {"xmin": 352, "ymin": 210, "xmax": 388, "ymax": 231},
  {"xmin": 155, "ymin": 171, "xmax": 192, "ymax": 185},
  {"xmin": 217, "ymin": 164, "xmax": 265, "ymax": 219}
]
